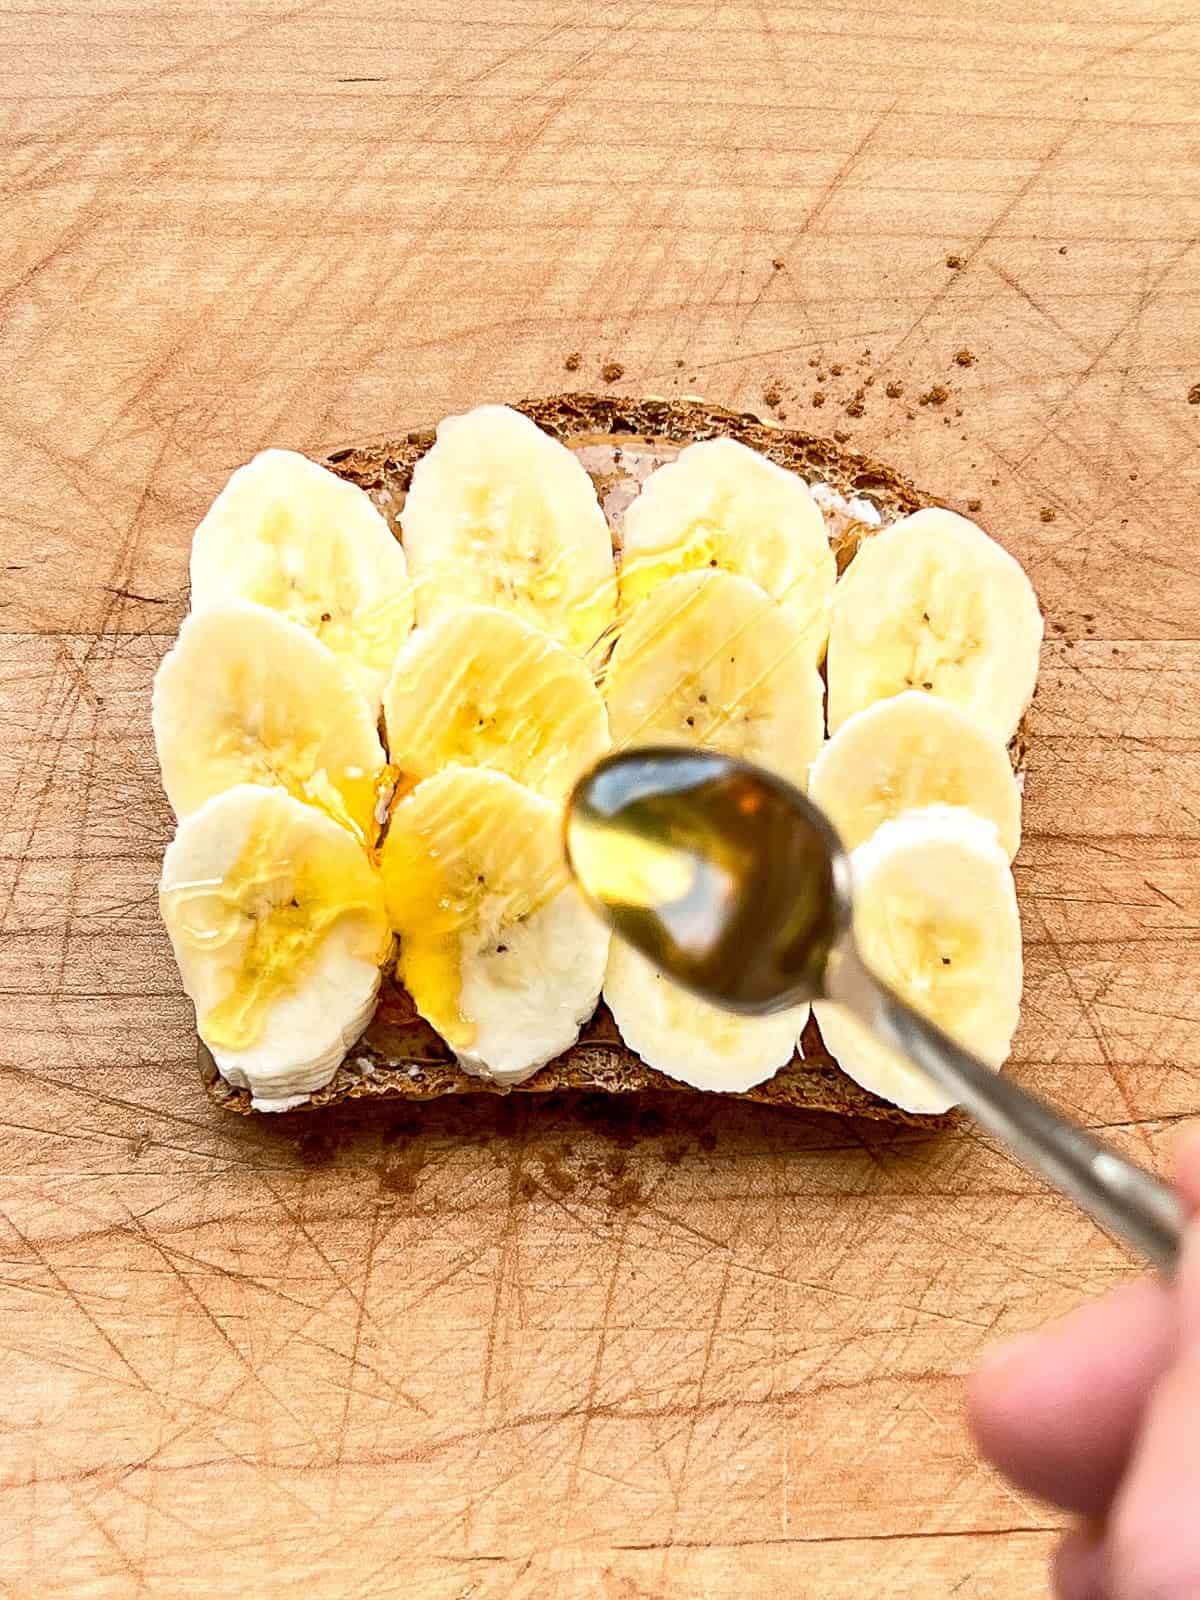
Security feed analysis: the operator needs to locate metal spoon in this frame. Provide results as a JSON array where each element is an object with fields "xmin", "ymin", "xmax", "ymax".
[{"xmin": 565, "ymin": 746, "xmax": 1185, "ymax": 1274}]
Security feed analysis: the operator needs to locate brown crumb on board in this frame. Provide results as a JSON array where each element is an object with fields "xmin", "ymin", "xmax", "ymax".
[
  {"xmin": 601, "ymin": 361, "xmax": 624, "ymax": 383},
  {"xmin": 1189, "ymin": 384, "xmax": 1200, "ymax": 405},
  {"xmin": 772, "ymin": 256, "xmax": 785, "ymax": 270},
  {"xmin": 845, "ymin": 389, "xmax": 866, "ymax": 417},
  {"xmin": 763, "ymin": 384, "xmax": 782, "ymax": 408},
  {"xmin": 885, "ymin": 379, "xmax": 904, "ymax": 398},
  {"xmin": 830, "ymin": 363, "xmax": 844, "ymax": 376},
  {"xmin": 675, "ymin": 358, "xmax": 686, "ymax": 369},
  {"xmin": 919, "ymin": 384, "xmax": 950, "ymax": 407},
  {"xmin": 967, "ymin": 497, "xmax": 982, "ymax": 512},
  {"xmin": 811, "ymin": 391, "xmax": 826, "ymax": 407},
  {"xmin": 564, "ymin": 351, "xmax": 581, "ymax": 372},
  {"xmin": 606, "ymin": 1178, "xmax": 643, "ymax": 1211},
  {"xmin": 833, "ymin": 429, "xmax": 851, "ymax": 443},
  {"xmin": 946, "ymin": 253, "xmax": 964, "ymax": 268},
  {"xmin": 954, "ymin": 349, "xmax": 976, "ymax": 367},
  {"xmin": 537, "ymin": 1147, "xmax": 578, "ymax": 1195},
  {"xmin": 1040, "ymin": 506, "xmax": 1057, "ymax": 523}
]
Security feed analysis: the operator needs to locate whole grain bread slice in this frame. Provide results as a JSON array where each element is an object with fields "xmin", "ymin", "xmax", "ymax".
[{"xmin": 200, "ymin": 394, "xmax": 1026, "ymax": 1124}]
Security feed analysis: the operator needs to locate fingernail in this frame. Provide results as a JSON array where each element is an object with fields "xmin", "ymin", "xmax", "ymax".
[{"xmin": 975, "ymin": 1332, "xmax": 1038, "ymax": 1375}]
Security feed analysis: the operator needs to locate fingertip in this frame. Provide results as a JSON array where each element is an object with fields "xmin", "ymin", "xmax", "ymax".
[
  {"xmin": 965, "ymin": 1333, "xmax": 1036, "ymax": 1454},
  {"xmin": 966, "ymin": 1331, "xmax": 1062, "ymax": 1502},
  {"xmin": 1170, "ymin": 1121, "xmax": 1200, "ymax": 1211},
  {"xmin": 1053, "ymin": 1527, "xmax": 1108, "ymax": 1600},
  {"xmin": 967, "ymin": 1279, "xmax": 1173, "ymax": 1518}
]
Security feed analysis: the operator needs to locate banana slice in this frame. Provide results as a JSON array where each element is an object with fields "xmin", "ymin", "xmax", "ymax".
[
  {"xmin": 826, "ymin": 507, "xmax": 1043, "ymax": 741},
  {"xmin": 400, "ymin": 405, "xmax": 616, "ymax": 655},
  {"xmin": 604, "ymin": 941, "xmax": 808, "ymax": 1093},
  {"xmin": 153, "ymin": 601, "xmax": 386, "ymax": 840},
  {"xmin": 160, "ymin": 785, "xmax": 391, "ymax": 1111},
  {"xmin": 189, "ymin": 449, "xmax": 413, "ymax": 708},
  {"xmin": 814, "ymin": 806, "xmax": 1022, "ymax": 1114},
  {"xmin": 619, "ymin": 438, "xmax": 835, "ymax": 655},
  {"xmin": 809, "ymin": 690, "xmax": 1021, "ymax": 859},
  {"xmin": 381, "ymin": 766, "xmax": 608, "ymax": 1083},
  {"xmin": 603, "ymin": 570, "xmax": 824, "ymax": 790},
  {"xmin": 382, "ymin": 606, "xmax": 609, "ymax": 802}
]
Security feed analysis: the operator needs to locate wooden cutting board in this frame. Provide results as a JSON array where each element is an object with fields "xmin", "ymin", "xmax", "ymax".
[{"xmin": 3, "ymin": 3, "xmax": 1199, "ymax": 1595}]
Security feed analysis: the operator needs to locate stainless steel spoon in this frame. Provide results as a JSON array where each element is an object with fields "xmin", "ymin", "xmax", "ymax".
[{"xmin": 565, "ymin": 746, "xmax": 1185, "ymax": 1275}]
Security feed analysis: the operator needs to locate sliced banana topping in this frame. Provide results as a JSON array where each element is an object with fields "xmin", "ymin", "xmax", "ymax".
[
  {"xmin": 400, "ymin": 405, "xmax": 617, "ymax": 656},
  {"xmin": 189, "ymin": 449, "xmax": 413, "ymax": 709},
  {"xmin": 160, "ymin": 785, "xmax": 391, "ymax": 1110},
  {"xmin": 383, "ymin": 606, "xmax": 609, "ymax": 802},
  {"xmin": 159, "ymin": 418, "xmax": 1042, "ymax": 1115},
  {"xmin": 814, "ymin": 806, "xmax": 1022, "ymax": 1114},
  {"xmin": 826, "ymin": 507, "xmax": 1043, "ymax": 742},
  {"xmin": 604, "ymin": 941, "xmax": 808, "ymax": 1093},
  {"xmin": 619, "ymin": 438, "xmax": 836, "ymax": 656},
  {"xmin": 153, "ymin": 601, "xmax": 386, "ymax": 841},
  {"xmin": 809, "ymin": 690, "xmax": 1021, "ymax": 858},
  {"xmin": 381, "ymin": 766, "xmax": 609, "ymax": 1084},
  {"xmin": 603, "ymin": 569, "xmax": 825, "ymax": 791}
]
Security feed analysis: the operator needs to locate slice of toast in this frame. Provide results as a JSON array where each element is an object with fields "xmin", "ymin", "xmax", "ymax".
[{"xmin": 199, "ymin": 394, "xmax": 1026, "ymax": 1124}]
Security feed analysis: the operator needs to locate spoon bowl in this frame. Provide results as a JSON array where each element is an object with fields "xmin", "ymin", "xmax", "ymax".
[{"xmin": 566, "ymin": 747, "xmax": 849, "ymax": 1012}]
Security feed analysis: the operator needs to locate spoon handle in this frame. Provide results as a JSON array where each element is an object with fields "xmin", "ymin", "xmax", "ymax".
[{"xmin": 828, "ymin": 944, "xmax": 1186, "ymax": 1275}]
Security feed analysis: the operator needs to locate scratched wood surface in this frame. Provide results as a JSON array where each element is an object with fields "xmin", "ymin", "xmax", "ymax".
[{"xmin": 3, "ymin": 1, "xmax": 1200, "ymax": 1594}]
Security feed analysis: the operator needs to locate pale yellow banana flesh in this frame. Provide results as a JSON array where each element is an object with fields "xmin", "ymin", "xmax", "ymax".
[
  {"xmin": 814, "ymin": 806, "xmax": 1022, "ymax": 1114},
  {"xmin": 382, "ymin": 606, "xmax": 609, "ymax": 802},
  {"xmin": 188, "ymin": 448, "xmax": 413, "ymax": 708},
  {"xmin": 152, "ymin": 601, "xmax": 386, "ymax": 841},
  {"xmin": 160, "ymin": 785, "xmax": 390, "ymax": 1106},
  {"xmin": 604, "ymin": 941, "xmax": 809, "ymax": 1093},
  {"xmin": 619, "ymin": 437, "xmax": 836, "ymax": 658},
  {"xmin": 808, "ymin": 690, "xmax": 1021, "ymax": 858},
  {"xmin": 602, "ymin": 569, "xmax": 825, "ymax": 791},
  {"xmin": 827, "ymin": 508, "xmax": 1043, "ymax": 742},
  {"xmin": 400, "ymin": 405, "xmax": 617, "ymax": 656},
  {"xmin": 380, "ymin": 765, "xmax": 607, "ymax": 1081}
]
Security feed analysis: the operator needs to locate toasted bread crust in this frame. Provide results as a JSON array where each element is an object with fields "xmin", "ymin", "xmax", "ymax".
[{"xmin": 200, "ymin": 394, "xmax": 1014, "ymax": 1123}]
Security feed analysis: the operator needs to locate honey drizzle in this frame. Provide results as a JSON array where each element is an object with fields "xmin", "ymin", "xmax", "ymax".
[{"xmin": 167, "ymin": 806, "xmax": 383, "ymax": 1051}]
